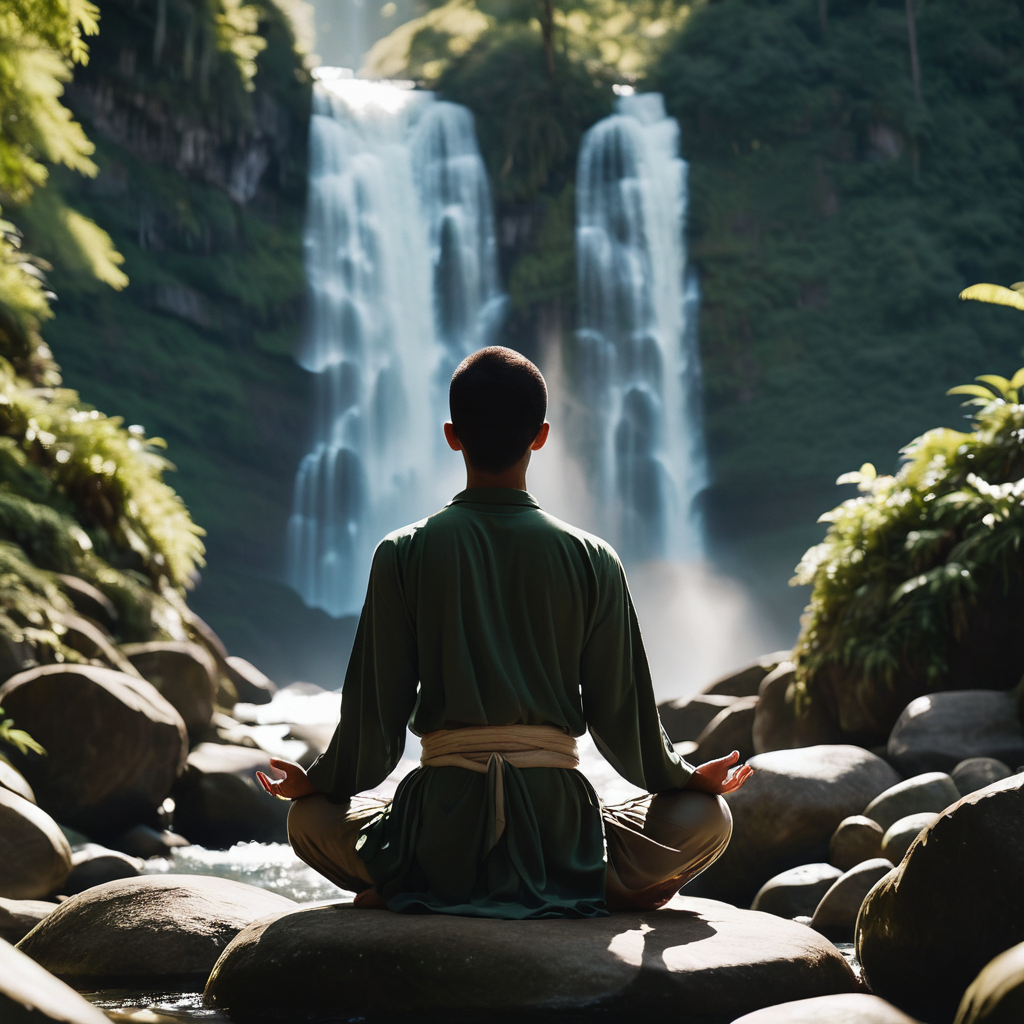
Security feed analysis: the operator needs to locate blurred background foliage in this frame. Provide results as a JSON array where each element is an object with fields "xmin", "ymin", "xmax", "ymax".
[{"xmin": 0, "ymin": 0, "xmax": 1022, "ymax": 690}]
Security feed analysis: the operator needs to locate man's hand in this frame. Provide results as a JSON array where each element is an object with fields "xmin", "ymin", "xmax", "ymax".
[
  {"xmin": 255, "ymin": 758, "xmax": 316, "ymax": 801},
  {"xmin": 685, "ymin": 750, "xmax": 754, "ymax": 795}
]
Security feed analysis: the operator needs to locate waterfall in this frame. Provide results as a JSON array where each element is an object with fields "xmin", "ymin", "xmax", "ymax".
[
  {"xmin": 572, "ymin": 91, "xmax": 706, "ymax": 563},
  {"xmin": 287, "ymin": 72, "xmax": 504, "ymax": 617}
]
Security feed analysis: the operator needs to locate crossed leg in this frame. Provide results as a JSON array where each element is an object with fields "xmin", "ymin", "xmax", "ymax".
[{"xmin": 288, "ymin": 786, "xmax": 732, "ymax": 912}]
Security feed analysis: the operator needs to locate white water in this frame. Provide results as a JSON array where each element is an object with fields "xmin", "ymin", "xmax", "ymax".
[
  {"xmin": 571, "ymin": 92, "xmax": 706, "ymax": 563},
  {"xmin": 286, "ymin": 72, "xmax": 504, "ymax": 617}
]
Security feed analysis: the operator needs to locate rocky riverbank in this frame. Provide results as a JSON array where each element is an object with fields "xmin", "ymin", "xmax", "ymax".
[{"xmin": 3, "ymin": 648, "xmax": 1024, "ymax": 1023}]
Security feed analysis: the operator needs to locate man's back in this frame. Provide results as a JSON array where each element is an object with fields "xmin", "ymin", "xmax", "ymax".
[{"xmin": 305, "ymin": 488, "xmax": 691, "ymax": 917}]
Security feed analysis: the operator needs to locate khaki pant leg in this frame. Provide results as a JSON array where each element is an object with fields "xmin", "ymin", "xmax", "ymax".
[
  {"xmin": 604, "ymin": 789, "xmax": 732, "ymax": 911},
  {"xmin": 287, "ymin": 793, "xmax": 388, "ymax": 893}
]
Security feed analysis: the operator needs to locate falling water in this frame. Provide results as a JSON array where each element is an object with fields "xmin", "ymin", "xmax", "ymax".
[
  {"xmin": 287, "ymin": 71, "xmax": 504, "ymax": 617},
  {"xmin": 572, "ymin": 91, "xmax": 706, "ymax": 563}
]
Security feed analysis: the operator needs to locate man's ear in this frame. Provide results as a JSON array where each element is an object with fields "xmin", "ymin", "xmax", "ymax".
[
  {"xmin": 443, "ymin": 422, "xmax": 463, "ymax": 452},
  {"xmin": 530, "ymin": 422, "xmax": 551, "ymax": 451}
]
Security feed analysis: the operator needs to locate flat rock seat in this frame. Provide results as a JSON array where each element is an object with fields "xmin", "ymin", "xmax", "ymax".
[{"xmin": 205, "ymin": 895, "xmax": 857, "ymax": 1023}]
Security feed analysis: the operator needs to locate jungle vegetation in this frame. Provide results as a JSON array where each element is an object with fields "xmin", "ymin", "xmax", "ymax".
[{"xmin": 0, "ymin": 0, "xmax": 210, "ymax": 684}]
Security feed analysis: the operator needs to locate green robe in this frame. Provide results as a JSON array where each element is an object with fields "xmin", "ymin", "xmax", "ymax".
[{"xmin": 306, "ymin": 487, "xmax": 694, "ymax": 918}]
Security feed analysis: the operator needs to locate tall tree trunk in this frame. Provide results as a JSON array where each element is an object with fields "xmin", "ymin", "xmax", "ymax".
[
  {"xmin": 906, "ymin": 0, "xmax": 922, "ymax": 102},
  {"xmin": 540, "ymin": 0, "xmax": 555, "ymax": 81}
]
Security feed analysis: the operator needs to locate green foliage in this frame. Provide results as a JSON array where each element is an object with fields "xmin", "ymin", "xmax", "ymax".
[
  {"xmin": 792, "ymin": 365, "xmax": 1024, "ymax": 722},
  {"xmin": 0, "ymin": 0, "xmax": 126, "ymax": 380},
  {"xmin": 648, "ymin": 0, "xmax": 1024, "ymax": 534},
  {"xmin": 0, "ymin": 703, "xmax": 45, "ymax": 756},
  {"xmin": 437, "ymin": 24, "xmax": 614, "ymax": 204}
]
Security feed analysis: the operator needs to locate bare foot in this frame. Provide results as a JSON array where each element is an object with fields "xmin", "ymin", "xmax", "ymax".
[{"xmin": 353, "ymin": 888, "xmax": 387, "ymax": 910}]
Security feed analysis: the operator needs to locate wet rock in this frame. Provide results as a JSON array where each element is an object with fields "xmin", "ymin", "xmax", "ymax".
[
  {"xmin": 888, "ymin": 691, "xmax": 1024, "ymax": 777},
  {"xmin": 657, "ymin": 694, "xmax": 735, "ymax": 743},
  {"xmin": 122, "ymin": 641, "xmax": 218, "ymax": 743},
  {"xmin": 0, "ymin": 788, "xmax": 72, "ymax": 900},
  {"xmin": 0, "ymin": 665, "xmax": 187, "ymax": 837},
  {"xmin": 702, "ymin": 651, "xmax": 792, "ymax": 697},
  {"xmin": 0, "ymin": 936, "xmax": 109, "ymax": 1024},
  {"xmin": 880, "ymin": 812, "xmax": 937, "ymax": 864},
  {"xmin": 205, "ymin": 894, "xmax": 855, "ymax": 1021},
  {"xmin": 16, "ymin": 875, "xmax": 295, "ymax": 987},
  {"xmin": 952, "ymin": 757, "xmax": 1013, "ymax": 797},
  {"xmin": 57, "ymin": 575, "xmax": 118, "ymax": 633},
  {"xmin": 111, "ymin": 825, "xmax": 190, "ymax": 860},
  {"xmin": 752, "ymin": 663, "xmax": 842, "ymax": 754},
  {"xmin": 857, "ymin": 773, "xmax": 1024, "ymax": 1022},
  {"xmin": 172, "ymin": 764, "xmax": 289, "ymax": 848},
  {"xmin": 733, "ymin": 992, "xmax": 923, "ymax": 1023},
  {"xmin": 0, "ymin": 898, "xmax": 56, "ymax": 944},
  {"xmin": 682, "ymin": 745, "xmax": 899, "ymax": 906},
  {"xmin": 0, "ymin": 754, "xmax": 35, "ymax": 803},
  {"xmin": 811, "ymin": 858, "xmax": 894, "ymax": 941},
  {"xmin": 750, "ymin": 863, "xmax": 842, "ymax": 919},
  {"xmin": 829, "ymin": 815, "xmax": 884, "ymax": 872},
  {"xmin": 692, "ymin": 695, "xmax": 758, "ymax": 763},
  {"xmin": 63, "ymin": 844, "xmax": 143, "ymax": 896},
  {"xmin": 224, "ymin": 656, "xmax": 276, "ymax": 706},
  {"xmin": 863, "ymin": 772, "xmax": 960, "ymax": 831},
  {"xmin": 954, "ymin": 940, "xmax": 1024, "ymax": 1024}
]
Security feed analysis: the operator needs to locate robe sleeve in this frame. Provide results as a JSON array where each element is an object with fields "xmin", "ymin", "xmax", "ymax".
[
  {"xmin": 305, "ymin": 538, "xmax": 420, "ymax": 801},
  {"xmin": 579, "ymin": 550, "xmax": 694, "ymax": 793}
]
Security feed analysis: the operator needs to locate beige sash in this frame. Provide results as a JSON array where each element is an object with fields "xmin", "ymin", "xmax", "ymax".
[{"xmin": 419, "ymin": 725, "xmax": 580, "ymax": 854}]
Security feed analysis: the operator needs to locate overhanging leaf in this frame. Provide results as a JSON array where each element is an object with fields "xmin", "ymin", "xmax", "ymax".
[{"xmin": 959, "ymin": 283, "xmax": 1024, "ymax": 311}]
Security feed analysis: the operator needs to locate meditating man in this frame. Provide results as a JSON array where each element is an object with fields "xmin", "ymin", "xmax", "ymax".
[{"xmin": 257, "ymin": 346, "xmax": 751, "ymax": 917}]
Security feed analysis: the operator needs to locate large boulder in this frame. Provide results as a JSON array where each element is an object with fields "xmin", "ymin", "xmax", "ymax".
[
  {"xmin": 702, "ymin": 651, "xmax": 792, "ymax": 697},
  {"xmin": 954, "ymin": 941, "xmax": 1024, "ymax": 1024},
  {"xmin": 121, "ymin": 641, "xmax": 218, "ymax": 742},
  {"xmin": 0, "ymin": 666, "xmax": 187, "ymax": 837},
  {"xmin": 888, "ymin": 691, "xmax": 1024, "ymax": 777},
  {"xmin": 16, "ymin": 875, "xmax": 295, "ymax": 987},
  {"xmin": 692, "ymin": 695, "xmax": 758, "ymax": 763},
  {"xmin": 0, "ymin": 937, "xmax": 109, "ymax": 1024},
  {"xmin": 0, "ymin": 898, "xmax": 56, "ymax": 944},
  {"xmin": 683, "ymin": 745, "xmax": 900, "ymax": 906},
  {"xmin": 733, "ymin": 993, "xmax": 923, "ymax": 1023},
  {"xmin": 752, "ymin": 664, "xmax": 843, "ymax": 753},
  {"xmin": 224, "ymin": 656, "xmax": 276, "ymax": 706},
  {"xmin": 750, "ymin": 863, "xmax": 842, "ymax": 919},
  {"xmin": 857, "ymin": 773, "xmax": 1024, "ymax": 1022},
  {"xmin": 829, "ymin": 815, "xmax": 884, "ymax": 872},
  {"xmin": 205, "ymin": 895, "xmax": 855, "ymax": 1022},
  {"xmin": 952, "ymin": 757, "xmax": 1013, "ymax": 797},
  {"xmin": 0, "ymin": 788, "xmax": 72, "ymax": 900},
  {"xmin": 810, "ymin": 858, "xmax": 893, "ymax": 941},
  {"xmin": 657, "ymin": 694, "xmax": 736, "ymax": 743},
  {"xmin": 863, "ymin": 773, "xmax": 960, "ymax": 831}
]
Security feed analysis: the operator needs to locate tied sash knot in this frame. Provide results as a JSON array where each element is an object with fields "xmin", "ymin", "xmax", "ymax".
[{"xmin": 419, "ymin": 725, "xmax": 580, "ymax": 854}]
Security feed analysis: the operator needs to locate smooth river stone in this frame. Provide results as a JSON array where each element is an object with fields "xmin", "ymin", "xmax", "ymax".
[
  {"xmin": 17, "ymin": 875, "xmax": 295, "ymax": 987},
  {"xmin": 954, "ymin": 940, "xmax": 1024, "ymax": 1024},
  {"xmin": 205, "ymin": 896, "xmax": 857, "ymax": 1022},
  {"xmin": 857, "ymin": 773, "xmax": 1024, "ymax": 1022}
]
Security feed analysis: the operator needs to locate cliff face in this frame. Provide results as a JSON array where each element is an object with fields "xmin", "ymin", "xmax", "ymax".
[{"xmin": 23, "ymin": 0, "xmax": 354, "ymax": 685}]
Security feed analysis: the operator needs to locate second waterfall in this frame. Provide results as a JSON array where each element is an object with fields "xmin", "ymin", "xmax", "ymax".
[{"xmin": 287, "ymin": 74, "xmax": 505, "ymax": 617}]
